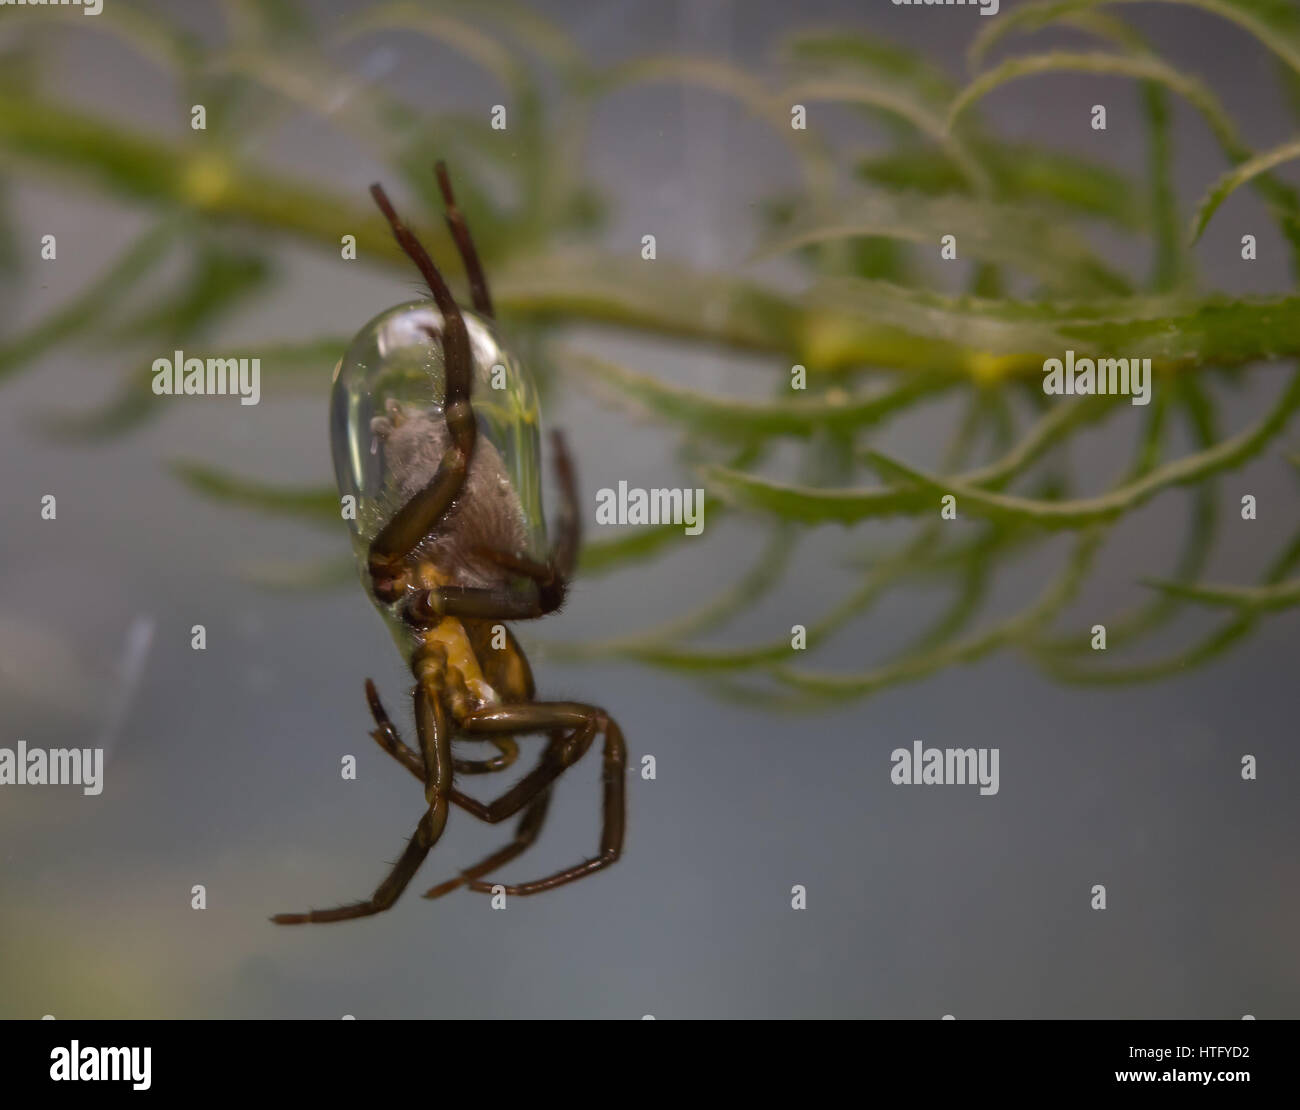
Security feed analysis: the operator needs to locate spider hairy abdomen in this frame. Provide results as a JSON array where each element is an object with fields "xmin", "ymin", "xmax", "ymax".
[{"xmin": 372, "ymin": 400, "xmax": 529, "ymax": 589}]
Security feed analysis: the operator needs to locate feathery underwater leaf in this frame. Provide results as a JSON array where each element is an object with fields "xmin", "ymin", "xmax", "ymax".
[
  {"xmin": 0, "ymin": 222, "xmax": 177, "ymax": 384},
  {"xmin": 863, "ymin": 368, "xmax": 1300, "ymax": 529},
  {"xmin": 1190, "ymin": 137, "xmax": 1300, "ymax": 243},
  {"xmin": 970, "ymin": 0, "xmax": 1300, "ymax": 79},
  {"xmin": 170, "ymin": 463, "xmax": 340, "ymax": 526},
  {"xmin": 1141, "ymin": 575, "xmax": 1300, "ymax": 610},
  {"xmin": 753, "ymin": 192, "xmax": 1132, "ymax": 296},
  {"xmin": 565, "ymin": 349, "xmax": 952, "ymax": 439},
  {"xmin": 857, "ymin": 143, "xmax": 1147, "ymax": 229}
]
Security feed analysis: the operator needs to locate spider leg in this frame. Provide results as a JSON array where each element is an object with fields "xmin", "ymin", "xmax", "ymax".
[
  {"xmin": 403, "ymin": 581, "xmax": 555, "ymax": 623},
  {"xmin": 364, "ymin": 678, "xmax": 425, "ymax": 778},
  {"xmin": 417, "ymin": 720, "xmax": 591, "ymax": 898},
  {"xmin": 271, "ymin": 679, "xmax": 454, "ymax": 925},
  {"xmin": 435, "ymin": 161, "xmax": 493, "ymax": 319},
  {"xmin": 367, "ymin": 675, "xmax": 585, "ymax": 824},
  {"xmin": 546, "ymin": 427, "xmax": 580, "ymax": 581},
  {"xmin": 455, "ymin": 738, "xmax": 520, "ymax": 775},
  {"xmin": 423, "ymin": 787, "xmax": 552, "ymax": 899},
  {"xmin": 414, "ymin": 704, "xmax": 599, "ymax": 898},
  {"xmin": 466, "ymin": 712, "xmax": 624, "ymax": 896},
  {"xmin": 269, "ymin": 808, "xmax": 440, "ymax": 925},
  {"xmin": 366, "ymin": 677, "xmax": 518, "ymax": 777},
  {"xmin": 438, "ymin": 702, "xmax": 625, "ymax": 897},
  {"xmin": 367, "ymin": 687, "xmax": 594, "ymax": 899},
  {"xmin": 366, "ymin": 184, "xmax": 476, "ymax": 592},
  {"xmin": 448, "ymin": 707, "xmax": 599, "ymax": 825}
]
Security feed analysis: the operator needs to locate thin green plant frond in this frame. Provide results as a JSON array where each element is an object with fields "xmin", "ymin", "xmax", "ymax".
[
  {"xmin": 544, "ymin": 523, "xmax": 943, "ymax": 670},
  {"xmin": 1190, "ymin": 137, "xmax": 1300, "ymax": 243},
  {"xmin": 863, "ymin": 367, "xmax": 1300, "ymax": 529},
  {"xmin": 894, "ymin": 518, "xmax": 1034, "ymax": 659},
  {"xmin": 596, "ymin": 56, "xmax": 833, "ymax": 194},
  {"xmin": 1141, "ymin": 576, "xmax": 1300, "ymax": 611},
  {"xmin": 1034, "ymin": 522, "xmax": 1300, "ymax": 684},
  {"xmin": 970, "ymin": 0, "xmax": 1300, "ymax": 79},
  {"xmin": 327, "ymin": 2, "xmax": 554, "ymax": 223},
  {"xmin": 858, "ymin": 142, "xmax": 1149, "ymax": 229},
  {"xmin": 233, "ymin": 337, "xmax": 350, "ymax": 394},
  {"xmin": 780, "ymin": 28, "xmax": 958, "ymax": 115},
  {"xmin": 64, "ymin": 1, "xmax": 202, "ymax": 75},
  {"xmin": 564, "ymin": 348, "xmax": 952, "ymax": 440},
  {"xmin": 752, "ymin": 192, "xmax": 1133, "ymax": 296},
  {"xmin": 706, "ymin": 394, "xmax": 1122, "ymax": 525},
  {"xmin": 572, "ymin": 443, "xmax": 766, "ymax": 580},
  {"xmin": 200, "ymin": 45, "xmax": 424, "ymax": 164},
  {"xmin": 1058, "ymin": 9, "xmax": 1151, "ymax": 50},
  {"xmin": 845, "ymin": 506, "xmax": 1052, "ymax": 576},
  {"xmin": 548, "ymin": 393, "xmax": 1002, "ymax": 672},
  {"xmin": 541, "ymin": 428, "xmax": 842, "ymax": 666},
  {"xmin": 1066, "ymin": 16, "xmax": 1194, "ymax": 292},
  {"xmin": 45, "ymin": 272, "xmax": 336, "ymax": 442},
  {"xmin": 441, "ymin": 0, "xmax": 589, "ymax": 79},
  {"xmin": 773, "ymin": 381, "xmax": 1170, "ymax": 701},
  {"xmin": 1280, "ymin": 55, "xmax": 1300, "ymax": 126},
  {"xmin": 12, "ymin": 85, "xmax": 1299, "ymax": 374},
  {"xmin": 702, "ymin": 461, "xmax": 918, "ymax": 524},
  {"xmin": 0, "ymin": 221, "xmax": 177, "ymax": 384},
  {"xmin": 221, "ymin": 0, "xmax": 314, "ymax": 45},
  {"xmin": 40, "ymin": 362, "xmax": 158, "ymax": 441},
  {"xmin": 39, "ymin": 336, "xmax": 344, "ymax": 440},
  {"xmin": 492, "ymin": 251, "xmax": 803, "ymax": 355},
  {"xmin": 949, "ymin": 51, "xmax": 1235, "ymax": 140},
  {"xmin": 1034, "ymin": 382, "xmax": 1219, "ymax": 655},
  {"xmin": 535, "ymin": 524, "xmax": 797, "ymax": 666},
  {"xmin": 1143, "ymin": 79, "xmax": 1188, "ymax": 292},
  {"xmin": 332, "ymin": 3, "xmax": 529, "ymax": 92},
  {"xmin": 953, "ymin": 48, "xmax": 1300, "ymax": 267},
  {"xmin": 0, "ymin": 90, "xmax": 432, "ymax": 264},
  {"xmin": 107, "ymin": 241, "xmax": 273, "ymax": 345},
  {"xmin": 961, "ymin": 394, "xmax": 1122, "ymax": 488},
  {"xmin": 802, "ymin": 277, "xmax": 1300, "ymax": 375},
  {"xmin": 956, "ymin": 0, "xmax": 1187, "ymax": 289},
  {"xmin": 772, "ymin": 527, "xmax": 1106, "ymax": 699},
  {"xmin": 169, "ymin": 463, "xmax": 340, "ymax": 526},
  {"xmin": 575, "ymin": 518, "xmax": 719, "ymax": 578},
  {"xmin": 945, "ymin": 385, "xmax": 993, "ymax": 469},
  {"xmin": 242, "ymin": 554, "xmax": 358, "ymax": 591},
  {"xmin": 785, "ymin": 74, "xmax": 989, "ymax": 194}
]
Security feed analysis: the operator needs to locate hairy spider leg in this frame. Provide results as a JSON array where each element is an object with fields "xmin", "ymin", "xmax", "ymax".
[
  {"xmin": 456, "ymin": 702, "xmax": 626, "ymax": 896},
  {"xmin": 270, "ymin": 680, "xmax": 453, "ymax": 924},
  {"xmin": 363, "ymin": 667, "xmax": 624, "ymax": 898},
  {"xmin": 366, "ymin": 676, "xmax": 518, "ymax": 777},
  {"xmin": 423, "ymin": 789, "xmax": 552, "ymax": 899},
  {"xmin": 365, "ymin": 183, "xmax": 476, "ymax": 595},
  {"xmin": 435, "ymin": 160, "xmax": 494, "ymax": 319},
  {"xmin": 273, "ymin": 181, "xmax": 472, "ymax": 925}
]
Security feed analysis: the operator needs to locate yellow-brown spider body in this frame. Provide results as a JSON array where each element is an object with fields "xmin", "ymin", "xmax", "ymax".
[{"xmin": 410, "ymin": 567, "xmax": 504, "ymax": 714}]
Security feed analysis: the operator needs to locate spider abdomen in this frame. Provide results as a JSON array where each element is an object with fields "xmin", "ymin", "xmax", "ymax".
[{"xmin": 330, "ymin": 300, "xmax": 549, "ymax": 618}]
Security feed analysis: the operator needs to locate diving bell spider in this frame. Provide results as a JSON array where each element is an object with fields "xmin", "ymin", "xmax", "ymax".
[{"xmin": 273, "ymin": 165, "xmax": 626, "ymax": 924}]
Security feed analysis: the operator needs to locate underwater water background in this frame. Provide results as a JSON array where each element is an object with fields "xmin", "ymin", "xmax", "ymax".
[{"xmin": 1, "ymin": 0, "xmax": 1298, "ymax": 1018}]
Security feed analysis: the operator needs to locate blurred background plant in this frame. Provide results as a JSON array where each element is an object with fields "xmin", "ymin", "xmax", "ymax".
[{"xmin": 3, "ymin": 0, "xmax": 1300, "ymax": 710}]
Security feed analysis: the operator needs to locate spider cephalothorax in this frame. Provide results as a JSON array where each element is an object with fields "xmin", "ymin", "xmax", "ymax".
[{"xmin": 273, "ymin": 165, "xmax": 624, "ymax": 925}]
